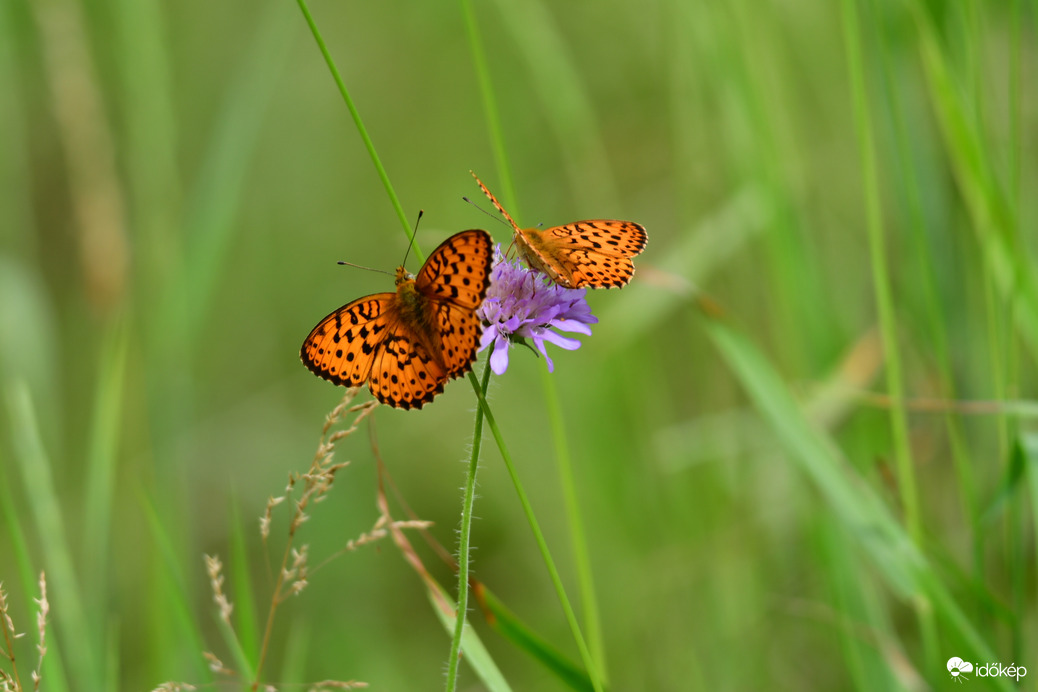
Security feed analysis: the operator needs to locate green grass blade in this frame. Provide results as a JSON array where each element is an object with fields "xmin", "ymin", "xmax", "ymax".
[
  {"xmin": 1023, "ymin": 433, "xmax": 1038, "ymax": 586},
  {"xmin": 476, "ymin": 585, "xmax": 595, "ymax": 692},
  {"xmin": 229, "ymin": 494, "xmax": 260, "ymax": 666},
  {"xmin": 817, "ymin": 518, "xmax": 913, "ymax": 692},
  {"xmin": 0, "ymin": 0, "xmax": 36, "ymax": 259},
  {"xmin": 912, "ymin": 4, "xmax": 1038, "ymax": 365},
  {"xmin": 460, "ymin": 0, "xmax": 517, "ymax": 211},
  {"xmin": 110, "ymin": 0, "xmax": 182, "ymax": 288},
  {"xmin": 159, "ymin": 0, "xmax": 297, "ymax": 351},
  {"xmin": 539, "ymin": 364, "xmax": 605, "ymax": 678},
  {"xmin": 385, "ymin": 471, "xmax": 512, "ymax": 692},
  {"xmin": 295, "ymin": 0, "xmax": 416, "ymax": 257},
  {"xmin": 483, "ymin": 0, "xmax": 618, "ymax": 206},
  {"xmin": 83, "ymin": 315, "xmax": 129, "ymax": 606},
  {"xmin": 701, "ymin": 313, "xmax": 1012, "ymax": 689},
  {"xmin": 871, "ymin": 0, "xmax": 982, "ymax": 582},
  {"xmin": 468, "ymin": 372, "xmax": 602, "ymax": 692},
  {"xmin": 841, "ymin": 0, "xmax": 934, "ymax": 667},
  {"xmin": 981, "ymin": 441, "xmax": 1026, "ymax": 526},
  {"xmin": 4, "ymin": 380, "xmax": 101, "ymax": 686},
  {"xmin": 461, "ymin": 5, "xmax": 606, "ymax": 682},
  {"xmin": 138, "ymin": 490, "xmax": 211, "ymax": 684},
  {"xmin": 427, "ymin": 578, "xmax": 512, "ymax": 692},
  {"xmin": 0, "ymin": 453, "xmax": 71, "ymax": 692}
]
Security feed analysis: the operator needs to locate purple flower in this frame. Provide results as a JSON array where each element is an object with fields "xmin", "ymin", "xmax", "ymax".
[{"xmin": 477, "ymin": 247, "xmax": 598, "ymax": 375}]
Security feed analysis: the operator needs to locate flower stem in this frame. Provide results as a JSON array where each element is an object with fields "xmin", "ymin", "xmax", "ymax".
[
  {"xmin": 467, "ymin": 371, "xmax": 603, "ymax": 692},
  {"xmin": 445, "ymin": 358, "xmax": 492, "ymax": 692}
]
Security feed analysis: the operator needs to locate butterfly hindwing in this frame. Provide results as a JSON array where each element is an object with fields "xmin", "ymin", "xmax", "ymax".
[
  {"xmin": 300, "ymin": 294, "xmax": 397, "ymax": 387},
  {"xmin": 537, "ymin": 245, "xmax": 636, "ymax": 289},
  {"xmin": 367, "ymin": 328, "xmax": 448, "ymax": 409}
]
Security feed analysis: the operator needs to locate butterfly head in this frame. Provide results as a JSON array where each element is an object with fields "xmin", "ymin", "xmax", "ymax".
[{"xmin": 394, "ymin": 265, "xmax": 415, "ymax": 285}]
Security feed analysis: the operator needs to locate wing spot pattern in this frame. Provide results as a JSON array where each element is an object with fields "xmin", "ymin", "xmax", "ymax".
[
  {"xmin": 300, "ymin": 230, "xmax": 493, "ymax": 409},
  {"xmin": 470, "ymin": 173, "xmax": 647, "ymax": 289}
]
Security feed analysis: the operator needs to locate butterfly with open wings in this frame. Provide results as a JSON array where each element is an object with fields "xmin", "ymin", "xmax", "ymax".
[{"xmin": 300, "ymin": 229, "xmax": 494, "ymax": 409}]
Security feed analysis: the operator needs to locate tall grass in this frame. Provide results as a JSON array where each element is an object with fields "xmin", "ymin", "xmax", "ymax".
[{"xmin": 0, "ymin": 0, "xmax": 1035, "ymax": 689}]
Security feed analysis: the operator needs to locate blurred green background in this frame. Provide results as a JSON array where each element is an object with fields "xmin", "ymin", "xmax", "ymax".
[{"xmin": 1, "ymin": 0, "xmax": 1037, "ymax": 689}]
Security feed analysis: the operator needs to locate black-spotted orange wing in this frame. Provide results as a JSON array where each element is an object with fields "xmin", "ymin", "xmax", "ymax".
[
  {"xmin": 300, "ymin": 229, "xmax": 494, "ymax": 409},
  {"xmin": 471, "ymin": 172, "xmax": 647, "ymax": 289}
]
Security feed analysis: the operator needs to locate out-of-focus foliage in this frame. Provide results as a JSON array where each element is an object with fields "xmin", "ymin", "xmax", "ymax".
[{"xmin": 0, "ymin": 0, "xmax": 1036, "ymax": 689}]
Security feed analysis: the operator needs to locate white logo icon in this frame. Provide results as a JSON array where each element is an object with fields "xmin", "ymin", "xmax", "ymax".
[{"xmin": 948, "ymin": 657, "xmax": 973, "ymax": 682}]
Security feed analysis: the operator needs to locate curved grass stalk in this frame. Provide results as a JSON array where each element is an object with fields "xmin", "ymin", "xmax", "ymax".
[
  {"xmin": 295, "ymin": 0, "xmax": 422, "ymax": 262},
  {"xmin": 467, "ymin": 373, "xmax": 603, "ymax": 692}
]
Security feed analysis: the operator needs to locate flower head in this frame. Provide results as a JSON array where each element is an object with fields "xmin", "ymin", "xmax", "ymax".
[{"xmin": 477, "ymin": 247, "xmax": 598, "ymax": 375}]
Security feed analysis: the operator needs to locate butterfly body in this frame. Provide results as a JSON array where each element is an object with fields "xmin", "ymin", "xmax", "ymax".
[
  {"xmin": 472, "ymin": 172, "xmax": 647, "ymax": 289},
  {"xmin": 301, "ymin": 230, "xmax": 493, "ymax": 409}
]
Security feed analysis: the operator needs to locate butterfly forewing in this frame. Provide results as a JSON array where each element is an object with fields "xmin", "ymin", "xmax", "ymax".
[
  {"xmin": 300, "ymin": 229, "xmax": 494, "ymax": 410},
  {"xmin": 541, "ymin": 220, "xmax": 647, "ymax": 258},
  {"xmin": 416, "ymin": 229, "xmax": 494, "ymax": 308}
]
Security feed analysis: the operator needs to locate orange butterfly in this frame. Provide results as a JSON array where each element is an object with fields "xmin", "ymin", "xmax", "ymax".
[
  {"xmin": 472, "ymin": 172, "xmax": 647, "ymax": 289},
  {"xmin": 300, "ymin": 230, "xmax": 493, "ymax": 409}
]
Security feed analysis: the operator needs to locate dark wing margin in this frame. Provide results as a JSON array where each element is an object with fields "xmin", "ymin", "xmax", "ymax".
[{"xmin": 299, "ymin": 294, "xmax": 396, "ymax": 387}]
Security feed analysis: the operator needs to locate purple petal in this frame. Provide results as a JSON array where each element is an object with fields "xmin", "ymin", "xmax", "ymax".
[
  {"xmin": 536, "ymin": 329, "xmax": 582, "ymax": 350},
  {"xmin": 478, "ymin": 326, "xmax": 498, "ymax": 351},
  {"xmin": 478, "ymin": 246, "xmax": 600, "ymax": 376},
  {"xmin": 549, "ymin": 318, "xmax": 594, "ymax": 335},
  {"xmin": 490, "ymin": 335, "xmax": 511, "ymax": 375},
  {"xmin": 530, "ymin": 336, "xmax": 556, "ymax": 373}
]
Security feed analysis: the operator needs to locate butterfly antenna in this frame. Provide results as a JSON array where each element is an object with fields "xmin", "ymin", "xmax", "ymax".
[
  {"xmin": 470, "ymin": 171, "xmax": 523, "ymax": 233},
  {"xmin": 336, "ymin": 260, "xmax": 394, "ymax": 277},
  {"xmin": 401, "ymin": 209, "xmax": 423, "ymax": 268},
  {"xmin": 462, "ymin": 196, "xmax": 511, "ymax": 229}
]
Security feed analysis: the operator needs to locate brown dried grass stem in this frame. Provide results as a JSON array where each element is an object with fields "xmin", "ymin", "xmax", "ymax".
[{"xmin": 252, "ymin": 391, "xmax": 375, "ymax": 689}]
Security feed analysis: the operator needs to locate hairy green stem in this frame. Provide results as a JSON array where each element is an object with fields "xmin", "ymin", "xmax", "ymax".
[{"xmin": 445, "ymin": 358, "xmax": 492, "ymax": 692}]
